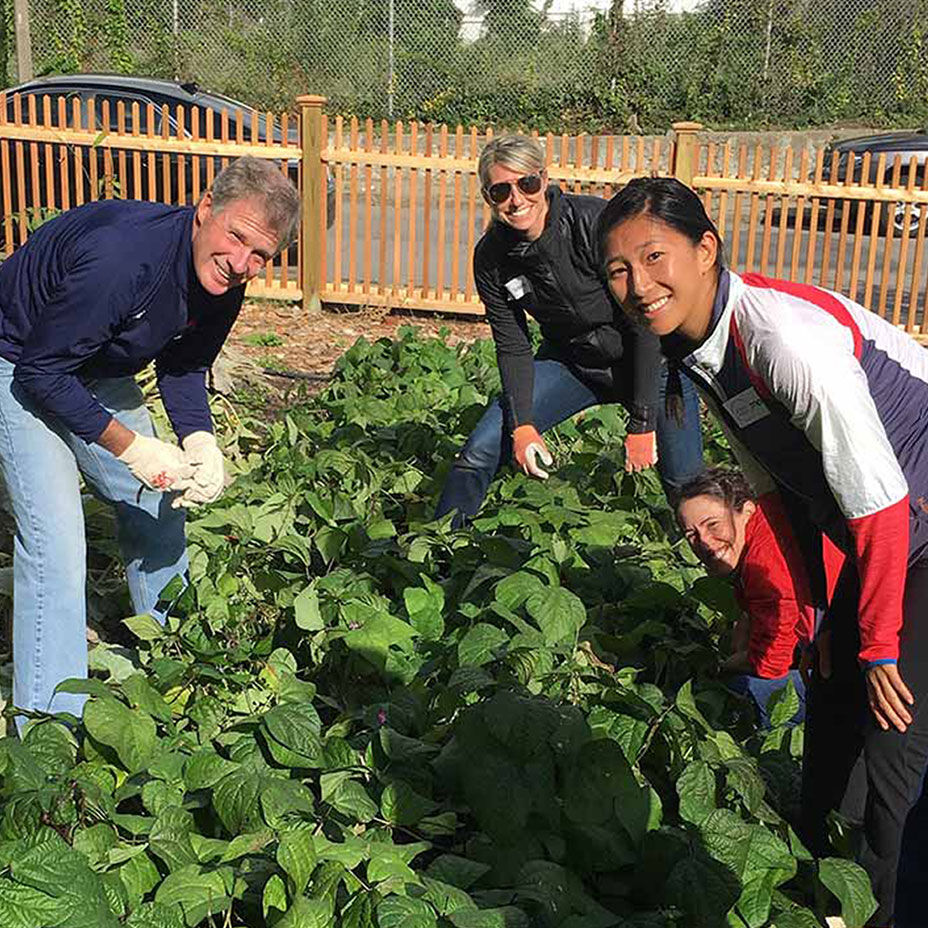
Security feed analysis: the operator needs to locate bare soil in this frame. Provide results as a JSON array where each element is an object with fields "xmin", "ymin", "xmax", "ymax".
[{"xmin": 227, "ymin": 300, "xmax": 491, "ymax": 393}]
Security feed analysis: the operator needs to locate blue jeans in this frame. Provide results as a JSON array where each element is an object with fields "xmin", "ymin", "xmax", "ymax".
[
  {"xmin": 435, "ymin": 358, "xmax": 703, "ymax": 523},
  {"xmin": 727, "ymin": 669, "xmax": 807, "ymax": 729},
  {"xmin": 0, "ymin": 359, "xmax": 187, "ymax": 720}
]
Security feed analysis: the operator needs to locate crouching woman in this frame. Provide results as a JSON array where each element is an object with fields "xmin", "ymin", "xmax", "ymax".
[{"xmin": 677, "ymin": 467, "xmax": 819, "ymax": 727}]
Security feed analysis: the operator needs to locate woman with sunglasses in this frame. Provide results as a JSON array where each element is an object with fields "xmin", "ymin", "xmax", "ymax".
[
  {"xmin": 597, "ymin": 175, "xmax": 928, "ymax": 926},
  {"xmin": 435, "ymin": 135, "xmax": 704, "ymax": 524}
]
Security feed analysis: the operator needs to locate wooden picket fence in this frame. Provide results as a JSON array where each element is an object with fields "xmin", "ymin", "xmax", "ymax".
[
  {"xmin": 3, "ymin": 91, "xmax": 928, "ymax": 336},
  {"xmin": 317, "ymin": 113, "xmax": 670, "ymax": 315},
  {"xmin": 0, "ymin": 89, "xmax": 307, "ymax": 301}
]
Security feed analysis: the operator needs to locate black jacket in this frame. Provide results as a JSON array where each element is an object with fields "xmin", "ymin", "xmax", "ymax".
[{"xmin": 473, "ymin": 185, "xmax": 661, "ymax": 432}]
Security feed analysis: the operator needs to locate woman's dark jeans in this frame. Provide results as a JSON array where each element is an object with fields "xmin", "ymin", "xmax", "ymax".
[
  {"xmin": 801, "ymin": 560, "xmax": 928, "ymax": 925},
  {"xmin": 435, "ymin": 358, "xmax": 704, "ymax": 524}
]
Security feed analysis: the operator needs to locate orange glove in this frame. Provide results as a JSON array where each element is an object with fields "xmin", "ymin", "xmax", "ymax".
[
  {"xmin": 513, "ymin": 425, "xmax": 553, "ymax": 479},
  {"xmin": 624, "ymin": 430, "xmax": 658, "ymax": 472}
]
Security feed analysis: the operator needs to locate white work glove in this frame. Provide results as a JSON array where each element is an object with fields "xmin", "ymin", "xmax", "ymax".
[
  {"xmin": 171, "ymin": 431, "xmax": 225, "ymax": 509},
  {"xmin": 117, "ymin": 433, "xmax": 192, "ymax": 490},
  {"xmin": 512, "ymin": 425, "xmax": 554, "ymax": 480}
]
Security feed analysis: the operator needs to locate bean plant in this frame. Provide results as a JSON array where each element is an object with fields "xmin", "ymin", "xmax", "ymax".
[{"xmin": 0, "ymin": 328, "xmax": 876, "ymax": 927}]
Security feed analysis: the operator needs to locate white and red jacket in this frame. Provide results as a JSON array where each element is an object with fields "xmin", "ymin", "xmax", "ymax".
[{"xmin": 671, "ymin": 270, "xmax": 928, "ymax": 664}]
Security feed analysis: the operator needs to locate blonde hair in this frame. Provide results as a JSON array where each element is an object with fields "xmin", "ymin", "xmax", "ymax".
[{"xmin": 477, "ymin": 134, "xmax": 545, "ymax": 191}]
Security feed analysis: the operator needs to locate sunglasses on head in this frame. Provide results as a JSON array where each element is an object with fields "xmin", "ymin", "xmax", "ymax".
[{"xmin": 484, "ymin": 172, "xmax": 544, "ymax": 205}]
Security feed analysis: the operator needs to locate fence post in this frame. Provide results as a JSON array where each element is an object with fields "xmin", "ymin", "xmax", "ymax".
[
  {"xmin": 672, "ymin": 121, "xmax": 703, "ymax": 188},
  {"xmin": 297, "ymin": 94, "xmax": 327, "ymax": 314}
]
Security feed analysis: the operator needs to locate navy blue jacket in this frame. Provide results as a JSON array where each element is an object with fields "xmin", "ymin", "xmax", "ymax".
[{"xmin": 0, "ymin": 200, "xmax": 243, "ymax": 443}]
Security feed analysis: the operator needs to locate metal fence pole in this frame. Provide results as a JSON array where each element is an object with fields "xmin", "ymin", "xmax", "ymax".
[
  {"xmin": 387, "ymin": 0, "xmax": 395, "ymax": 118},
  {"xmin": 672, "ymin": 121, "xmax": 703, "ymax": 188},
  {"xmin": 298, "ymin": 94, "xmax": 327, "ymax": 314},
  {"xmin": 14, "ymin": 0, "xmax": 34, "ymax": 81}
]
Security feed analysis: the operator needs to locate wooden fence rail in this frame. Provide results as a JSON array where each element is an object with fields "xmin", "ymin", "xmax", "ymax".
[{"xmin": 2, "ymin": 93, "xmax": 928, "ymax": 336}]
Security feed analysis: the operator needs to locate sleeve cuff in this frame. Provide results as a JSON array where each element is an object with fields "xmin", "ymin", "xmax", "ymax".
[
  {"xmin": 865, "ymin": 658, "xmax": 898, "ymax": 669},
  {"xmin": 627, "ymin": 405, "xmax": 658, "ymax": 434}
]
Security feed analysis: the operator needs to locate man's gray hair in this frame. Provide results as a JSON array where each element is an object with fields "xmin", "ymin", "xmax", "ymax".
[
  {"xmin": 477, "ymin": 134, "xmax": 546, "ymax": 191},
  {"xmin": 210, "ymin": 156, "xmax": 301, "ymax": 248}
]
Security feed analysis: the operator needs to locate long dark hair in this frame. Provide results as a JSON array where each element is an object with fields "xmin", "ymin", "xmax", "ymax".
[
  {"xmin": 595, "ymin": 176, "xmax": 725, "ymax": 270},
  {"xmin": 677, "ymin": 467, "xmax": 754, "ymax": 514},
  {"xmin": 597, "ymin": 177, "xmax": 725, "ymax": 423}
]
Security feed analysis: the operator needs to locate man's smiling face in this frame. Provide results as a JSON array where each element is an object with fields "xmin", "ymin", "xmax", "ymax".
[{"xmin": 191, "ymin": 192, "xmax": 279, "ymax": 296}]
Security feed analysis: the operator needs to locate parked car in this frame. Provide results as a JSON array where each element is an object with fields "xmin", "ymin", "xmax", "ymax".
[
  {"xmin": 773, "ymin": 130, "xmax": 928, "ymax": 238},
  {"xmin": 818, "ymin": 129, "xmax": 928, "ymax": 236},
  {"xmin": 1, "ymin": 73, "xmax": 334, "ymax": 244}
]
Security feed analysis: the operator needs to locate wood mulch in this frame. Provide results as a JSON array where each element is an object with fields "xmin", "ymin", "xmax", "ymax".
[{"xmin": 226, "ymin": 299, "xmax": 491, "ymax": 392}]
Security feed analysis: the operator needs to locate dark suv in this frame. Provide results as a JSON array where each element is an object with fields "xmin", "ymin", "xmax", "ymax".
[
  {"xmin": 818, "ymin": 129, "xmax": 928, "ymax": 236},
  {"xmin": 2, "ymin": 74, "xmax": 334, "ymax": 233}
]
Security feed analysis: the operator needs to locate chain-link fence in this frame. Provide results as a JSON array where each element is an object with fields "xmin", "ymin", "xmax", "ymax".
[{"xmin": 4, "ymin": 0, "xmax": 928, "ymax": 130}]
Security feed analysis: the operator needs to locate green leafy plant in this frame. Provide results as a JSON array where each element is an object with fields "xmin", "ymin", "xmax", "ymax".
[
  {"xmin": 0, "ymin": 327, "xmax": 877, "ymax": 926},
  {"xmin": 242, "ymin": 332, "xmax": 286, "ymax": 348}
]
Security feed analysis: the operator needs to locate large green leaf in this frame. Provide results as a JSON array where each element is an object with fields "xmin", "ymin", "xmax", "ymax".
[
  {"xmin": 377, "ymin": 895, "xmax": 439, "ymax": 928},
  {"xmin": 564, "ymin": 739, "xmax": 639, "ymax": 827},
  {"xmin": 84, "ymin": 696, "xmax": 157, "ymax": 774},
  {"xmin": 343, "ymin": 612, "xmax": 418, "ymax": 672},
  {"xmin": 381, "ymin": 780, "xmax": 437, "ymax": 826},
  {"xmin": 262, "ymin": 703, "xmax": 324, "ymax": 768},
  {"xmin": 22, "ymin": 723, "xmax": 77, "ymax": 778},
  {"xmin": 6, "ymin": 835, "xmax": 119, "ymax": 928},
  {"xmin": 699, "ymin": 810, "xmax": 794, "ymax": 883},
  {"xmin": 219, "ymin": 830, "xmax": 274, "ymax": 862},
  {"xmin": 118, "ymin": 853, "xmax": 162, "ymax": 909},
  {"xmin": 420, "ymin": 875, "xmax": 477, "ymax": 915},
  {"xmin": 458, "ymin": 623, "xmax": 508, "ymax": 666},
  {"xmin": 153, "ymin": 864, "xmax": 235, "ymax": 927},
  {"xmin": 263, "ymin": 873, "xmax": 288, "ymax": 918},
  {"xmin": 676, "ymin": 761, "xmax": 716, "ymax": 825},
  {"xmin": 294, "ymin": 584, "xmax": 325, "ymax": 631},
  {"xmin": 0, "ymin": 875, "xmax": 70, "ymax": 928},
  {"xmin": 818, "ymin": 858, "xmax": 878, "ymax": 928},
  {"xmin": 524, "ymin": 587, "xmax": 586, "ymax": 644},
  {"xmin": 260, "ymin": 778, "xmax": 316, "ymax": 828},
  {"xmin": 277, "ymin": 896, "xmax": 333, "ymax": 928},
  {"xmin": 183, "ymin": 750, "xmax": 239, "ymax": 790},
  {"xmin": 380, "ymin": 728, "xmax": 439, "ymax": 763},
  {"xmin": 404, "ymin": 578, "xmax": 445, "ymax": 640},
  {"xmin": 278, "ymin": 827, "xmax": 317, "ymax": 895},
  {"xmin": 124, "ymin": 902, "xmax": 185, "ymax": 928},
  {"xmin": 321, "ymin": 772, "xmax": 378, "ymax": 822},
  {"xmin": 212, "ymin": 766, "xmax": 264, "ymax": 834},
  {"xmin": 149, "ymin": 807, "xmax": 198, "ymax": 872},
  {"xmin": 425, "ymin": 855, "xmax": 491, "ymax": 890},
  {"xmin": 341, "ymin": 892, "xmax": 377, "ymax": 928},
  {"xmin": 122, "ymin": 675, "xmax": 173, "ymax": 722},
  {"xmin": 494, "ymin": 572, "xmax": 546, "ymax": 610},
  {"xmin": 767, "ymin": 679, "xmax": 801, "ymax": 728}
]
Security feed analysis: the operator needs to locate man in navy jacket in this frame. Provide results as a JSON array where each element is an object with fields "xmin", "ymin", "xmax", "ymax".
[{"xmin": 0, "ymin": 155, "xmax": 299, "ymax": 723}]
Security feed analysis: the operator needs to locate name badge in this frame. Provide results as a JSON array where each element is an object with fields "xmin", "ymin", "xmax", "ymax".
[
  {"xmin": 723, "ymin": 387, "xmax": 769, "ymax": 428},
  {"xmin": 504, "ymin": 275, "xmax": 531, "ymax": 300}
]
